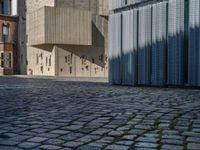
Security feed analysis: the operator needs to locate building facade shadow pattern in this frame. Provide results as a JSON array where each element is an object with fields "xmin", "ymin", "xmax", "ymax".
[{"xmin": 109, "ymin": 0, "xmax": 199, "ymax": 87}]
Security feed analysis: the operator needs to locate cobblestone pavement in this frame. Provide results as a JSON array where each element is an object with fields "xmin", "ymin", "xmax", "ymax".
[{"xmin": 0, "ymin": 76, "xmax": 200, "ymax": 150}]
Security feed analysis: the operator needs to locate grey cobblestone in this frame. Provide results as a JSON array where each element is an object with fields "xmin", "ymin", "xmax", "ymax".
[
  {"xmin": 0, "ymin": 76, "xmax": 200, "ymax": 150},
  {"xmin": 187, "ymin": 143, "xmax": 200, "ymax": 150},
  {"xmin": 18, "ymin": 142, "xmax": 40, "ymax": 149},
  {"xmin": 39, "ymin": 144, "xmax": 61, "ymax": 150}
]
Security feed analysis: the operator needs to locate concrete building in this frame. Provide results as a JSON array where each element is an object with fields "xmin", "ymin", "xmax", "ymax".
[
  {"xmin": 26, "ymin": 0, "xmax": 109, "ymax": 78},
  {"xmin": 0, "ymin": 0, "xmax": 18, "ymax": 75},
  {"xmin": 109, "ymin": 0, "xmax": 200, "ymax": 87}
]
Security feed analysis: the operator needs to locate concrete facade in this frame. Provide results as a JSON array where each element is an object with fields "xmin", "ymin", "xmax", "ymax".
[{"xmin": 26, "ymin": 0, "xmax": 109, "ymax": 77}]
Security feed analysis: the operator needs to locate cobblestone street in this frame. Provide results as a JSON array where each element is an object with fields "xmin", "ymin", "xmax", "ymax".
[{"xmin": 0, "ymin": 76, "xmax": 200, "ymax": 150}]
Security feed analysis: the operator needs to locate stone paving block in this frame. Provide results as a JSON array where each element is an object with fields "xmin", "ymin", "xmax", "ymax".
[
  {"xmin": 134, "ymin": 148, "xmax": 156, "ymax": 150},
  {"xmin": 161, "ymin": 139, "xmax": 183, "ymax": 145},
  {"xmin": 105, "ymin": 144, "xmax": 129, "ymax": 150},
  {"xmin": 10, "ymin": 135, "xmax": 32, "ymax": 142},
  {"xmin": 39, "ymin": 144, "xmax": 61, "ymax": 150},
  {"xmin": 96, "ymin": 137, "xmax": 114, "ymax": 143},
  {"xmin": 161, "ymin": 144, "xmax": 183, "ymax": 150},
  {"xmin": 91, "ymin": 128, "xmax": 111, "ymax": 135},
  {"xmin": 31, "ymin": 128, "xmax": 49, "ymax": 133},
  {"xmin": 135, "ymin": 142, "xmax": 158, "ymax": 148},
  {"xmin": 77, "ymin": 145, "xmax": 102, "ymax": 150},
  {"xmin": 88, "ymin": 142, "xmax": 107, "ymax": 148},
  {"xmin": 63, "ymin": 141, "xmax": 83, "ymax": 148},
  {"xmin": 27, "ymin": 137, "xmax": 48, "ymax": 143},
  {"xmin": 121, "ymin": 135, "xmax": 137, "ymax": 140},
  {"xmin": 37, "ymin": 133, "xmax": 60, "ymax": 138},
  {"xmin": 50, "ymin": 130, "xmax": 70, "ymax": 135},
  {"xmin": 60, "ymin": 133, "xmax": 84, "ymax": 141},
  {"xmin": 108, "ymin": 131, "xmax": 124, "ymax": 136},
  {"xmin": 0, "ymin": 140, "xmax": 19, "ymax": 146},
  {"xmin": 18, "ymin": 142, "xmax": 40, "ymax": 149},
  {"xmin": 116, "ymin": 140, "xmax": 134, "ymax": 146},
  {"xmin": 0, "ymin": 146, "xmax": 23, "ymax": 150},
  {"xmin": 162, "ymin": 135, "xmax": 183, "ymax": 140},
  {"xmin": 187, "ymin": 137, "xmax": 200, "ymax": 143},
  {"xmin": 64, "ymin": 125, "xmax": 83, "ymax": 131},
  {"xmin": 44, "ymin": 138, "xmax": 65, "ymax": 145},
  {"xmin": 182, "ymin": 132, "xmax": 200, "ymax": 138},
  {"xmin": 136, "ymin": 137, "xmax": 159, "ymax": 143},
  {"xmin": 187, "ymin": 143, "xmax": 200, "ymax": 150}
]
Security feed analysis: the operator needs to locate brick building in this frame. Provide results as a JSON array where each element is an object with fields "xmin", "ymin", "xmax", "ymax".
[{"xmin": 0, "ymin": 0, "xmax": 18, "ymax": 75}]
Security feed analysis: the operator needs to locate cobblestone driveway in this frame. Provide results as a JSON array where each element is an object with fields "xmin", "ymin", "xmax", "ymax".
[{"xmin": 0, "ymin": 77, "xmax": 200, "ymax": 150}]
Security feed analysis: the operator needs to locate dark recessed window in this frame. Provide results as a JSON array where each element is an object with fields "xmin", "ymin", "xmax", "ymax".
[
  {"xmin": 125, "ymin": 0, "xmax": 128, "ymax": 5},
  {"xmin": 36, "ymin": 54, "xmax": 39, "ymax": 65},
  {"xmin": 70, "ymin": 66, "xmax": 72, "ymax": 74}
]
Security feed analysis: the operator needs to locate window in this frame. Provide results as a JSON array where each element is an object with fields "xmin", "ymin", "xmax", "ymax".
[
  {"xmin": 8, "ymin": 53, "xmax": 11, "ymax": 68},
  {"xmin": 3, "ymin": 24, "xmax": 9, "ymax": 35},
  {"xmin": 40, "ymin": 53, "xmax": 43, "ymax": 60},
  {"xmin": 1, "ymin": 1, "xmax": 4, "ymax": 14},
  {"xmin": 46, "ymin": 57, "xmax": 48, "ymax": 66},
  {"xmin": 70, "ymin": 54, "xmax": 73, "ymax": 64},
  {"xmin": 2, "ymin": 24, "xmax": 9, "ymax": 42},
  {"xmin": 65, "ymin": 54, "xmax": 73, "ymax": 64},
  {"xmin": 70, "ymin": 66, "xmax": 72, "ymax": 74},
  {"xmin": 68, "ymin": 55, "xmax": 70, "ymax": 63},
  {"xmin": 40, "ymin": 66, "xmax": 43, "ymax": 74},
  {"xmin": 65, "ymin": 56, "xmax": 68, "ymax": 63},
  {"xmin": 49, "ymin": 55, "xmax": 51, "ymax": 66},
  {"xmin": 21, "ymin": 54, "xmax": 23, "ymax": 64},
  {"xmin": 99, "ymin": 54, "xmax": 104, "ymax": 63},
  {"xmin": 0, "ymin": 53, "xmax": 4, "ymax": 67},
  {"xmin": 92, "ymin": 58, "xmax": 95, "ymax": 63},
  {"xmin": 81, "ymin": 56, "xmax": 86, "ymax": 65},
  {"xmin": 9, "ymin": 0, "xmax": 12, "ymax": 15},
  {"xmin": 36, "ymin": 54, "xmax": 39, "ymax": 65}
]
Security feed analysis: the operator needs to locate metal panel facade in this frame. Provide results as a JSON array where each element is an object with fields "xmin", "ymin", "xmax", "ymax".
[
  {"xmin": 108, "ymin": 0, "xmax": 200, "ymax": 87},
  {"xmin": 108, "ymin": 13, "xmax": 122, "ymax": 85},
  {"xmin": 151, "ymin": 2, "xmax": 167, "ymax": 86},
  {"xmin": 122, "ymin": 9, "xmax": 138, "ymax": 85},
  {"xmin": 167, "ymin": 0, "xmax": 185, "ymax": 86},
  {"xmin": 188, "ymin": 0, "xmax": 200, "ymax": 86},
  {"xmin": 138, "ymin": 5, "xmax": 152, "ymax": 85}
]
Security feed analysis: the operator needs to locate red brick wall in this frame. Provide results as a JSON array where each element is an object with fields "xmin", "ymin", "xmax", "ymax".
[
  {"xmin": 0, "ymin": 16, "xmax": 17, "ymax": 36},
  {"xmin": 0, "ymin": 15, "xmax": 17, "ymax": 75}
]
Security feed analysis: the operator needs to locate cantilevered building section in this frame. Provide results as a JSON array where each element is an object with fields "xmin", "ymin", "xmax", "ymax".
[
  {"xmin": 27, "ymin": 7, "xmax": 92, "ymax": 46},
  {"xmin": 26, "ymin": 0, "xmax": 109, "ymax": 77},
  {"xmin": 108, "ymin": 0, "xmax": 200, "ymax": 87}
]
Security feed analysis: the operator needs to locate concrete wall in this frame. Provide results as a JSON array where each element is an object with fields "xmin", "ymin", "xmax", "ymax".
[
  {"xmin": 26, "ymin": 0, "xmax": 108, "ymax": 78},
  {"xmin": 26, "ymin": 0, "xmax": 55, "ymax": 13},
  {"xmin": 27, "ymin": 7, "xmax": 92, "ymax": 46},
  {"xmin": 55, "ymin": 0, "xmax": 109, "ymax": 16},
  {"xmin": 27, "ymin": 46, "xmax": 56, "ymax": 76}
]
